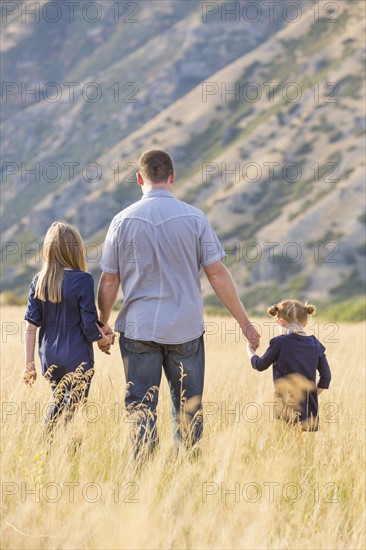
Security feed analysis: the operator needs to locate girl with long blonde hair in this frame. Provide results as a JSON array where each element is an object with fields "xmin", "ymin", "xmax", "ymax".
[{"xmin": 23, "ymin": 221, "xmax": 113, "ymax": 433}]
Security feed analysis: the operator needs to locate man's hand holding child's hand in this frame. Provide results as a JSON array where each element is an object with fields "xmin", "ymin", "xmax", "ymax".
[
  {"xmin": 242, "ymin": 323, "xmax": 260, "ymax": 351},
  {"xmin": 246, "ymin": 341, "xmax": 257, "ymax": 358},
  {"xmin": 97, "ymin": 324, "xmax": 115, "ymax": 355}
]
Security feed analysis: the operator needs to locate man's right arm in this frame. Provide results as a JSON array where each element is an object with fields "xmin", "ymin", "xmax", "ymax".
[{"xmin": 203, "ymin": 261, "xmax": 260, "ymax": 350}]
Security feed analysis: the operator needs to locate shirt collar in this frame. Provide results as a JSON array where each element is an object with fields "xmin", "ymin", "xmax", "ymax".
[{"xmin": 141, "ymin": 189, "xmax": 175, "ymax": 200}]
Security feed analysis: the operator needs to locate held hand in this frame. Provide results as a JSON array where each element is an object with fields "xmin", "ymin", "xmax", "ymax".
[
  {"xmin": 103, "ymin": 333, "xmax": 115, "ymax": 354},
  {"xmin": 246, "ymin": 341, "xmax": 256, "ymax": 357},
  {"xmin": 96, "ymin": 325, "xmax": 115, "ymax": 355},
  {"xmin": 23, "ymin": 363, "xmax": 37, "ymax": 386},
  {"xmin": 242, "ymin": 323, "xmax": 260, "ymax": 351},
  {"xmin": 102, "ymin": 323, "xmax": 115, "ymax": 345}
]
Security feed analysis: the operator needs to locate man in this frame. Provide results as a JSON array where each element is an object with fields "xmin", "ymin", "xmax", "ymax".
[{"xmin": 97, "ymin": 149, "xmax": 260, "ymax": 458}]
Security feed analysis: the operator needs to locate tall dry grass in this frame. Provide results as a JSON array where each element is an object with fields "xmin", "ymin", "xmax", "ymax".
[{"xmin": 0, "ymin": 306, "xmax": 365, "ymax": 550}]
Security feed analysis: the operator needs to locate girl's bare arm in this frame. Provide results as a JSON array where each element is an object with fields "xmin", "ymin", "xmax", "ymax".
[{"xmin": 24, "ymin": 322, "xmax": 37, "ymax": 385}]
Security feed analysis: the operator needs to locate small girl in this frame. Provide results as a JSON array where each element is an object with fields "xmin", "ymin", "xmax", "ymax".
[
  {"xmin": 23, "ymin": 221, "xmax": 113, "ymax": 432},
  {"xmin": 247, "ymin": 299, "xmax": 331, "ymax": 431}
]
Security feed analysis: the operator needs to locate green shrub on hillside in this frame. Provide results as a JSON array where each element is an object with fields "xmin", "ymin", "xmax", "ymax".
[{"xmin": 317, "ymin": 297, "xmax": 365, "ymax": 322}]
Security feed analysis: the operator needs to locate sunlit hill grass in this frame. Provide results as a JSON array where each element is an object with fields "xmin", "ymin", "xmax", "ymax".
[{"xmin": 1, "ymin": 306, "xmax": 365, "ymax": 549}]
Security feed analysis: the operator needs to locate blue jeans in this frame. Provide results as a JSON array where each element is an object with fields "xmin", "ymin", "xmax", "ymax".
[{"xmin": 119, "ymin": 333, "xmax": 205, "ymax": 458}]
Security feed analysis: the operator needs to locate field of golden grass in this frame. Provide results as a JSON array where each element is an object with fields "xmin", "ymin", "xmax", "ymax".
[{"xmin": 1, "ymin": 306, "xmax": 365, "ymax": 550}]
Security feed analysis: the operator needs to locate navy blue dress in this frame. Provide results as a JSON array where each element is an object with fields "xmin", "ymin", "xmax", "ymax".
[
  {"xmin": 25, "ymin": 270, "xmax": 103, "ymax": 381},
  {"xmin": 251, "ymin": 333, "xmax": 331, "ymax": 426}
]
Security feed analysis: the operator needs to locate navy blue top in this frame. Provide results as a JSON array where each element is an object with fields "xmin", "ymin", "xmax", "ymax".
[
  {"xmin": 25, "ymin": 270, "xmax": 103, "ymax": 380},
  {"xmin": 251, "ymin": 333, "xmax": 331, "ymax": 421}
]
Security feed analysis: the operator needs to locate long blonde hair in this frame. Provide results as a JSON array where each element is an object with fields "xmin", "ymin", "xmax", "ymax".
[{"xmin": 35, "ymin": 222, "xmax": 86, "ymax": 303}]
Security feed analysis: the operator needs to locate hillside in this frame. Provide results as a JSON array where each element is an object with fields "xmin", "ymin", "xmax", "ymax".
[{"xmin": 1, "ymin": 0, "xmax": 365, "ymax": 316}]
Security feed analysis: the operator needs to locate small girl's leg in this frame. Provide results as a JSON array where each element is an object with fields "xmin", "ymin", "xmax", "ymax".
[
  {"xmin": 44, "ymin": 378, "xmax": 69, "ymax": 444},
  {"xmin": 44, "ymin": 368, "xmax": 94, "ymax": 449},
  {"xmin": 65, "ymin": 367, "xmax": 94, "ymax": 424},
  {"xmin": 64, "ymin": 368, "xmax": 94, "ymax": 454}
]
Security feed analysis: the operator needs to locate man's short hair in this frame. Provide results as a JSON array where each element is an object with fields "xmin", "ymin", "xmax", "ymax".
[{"xmin": 139, "ymin": 149, "xmax": 174, "ymax": 184}]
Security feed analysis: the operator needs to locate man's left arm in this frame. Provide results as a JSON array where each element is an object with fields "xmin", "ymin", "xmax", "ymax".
[{"xmin": 204, "ymin": 261, "xmax": 260, "ymax": 350}]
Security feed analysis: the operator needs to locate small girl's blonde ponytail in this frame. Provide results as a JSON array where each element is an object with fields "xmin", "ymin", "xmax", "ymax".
[
  {"xmin": 305, "ymin": 303, "xmax": 316, "ymax": 315},
  {"xmin": 267, "ymin": 305, "xmax": 279, "ymax": 316}
]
